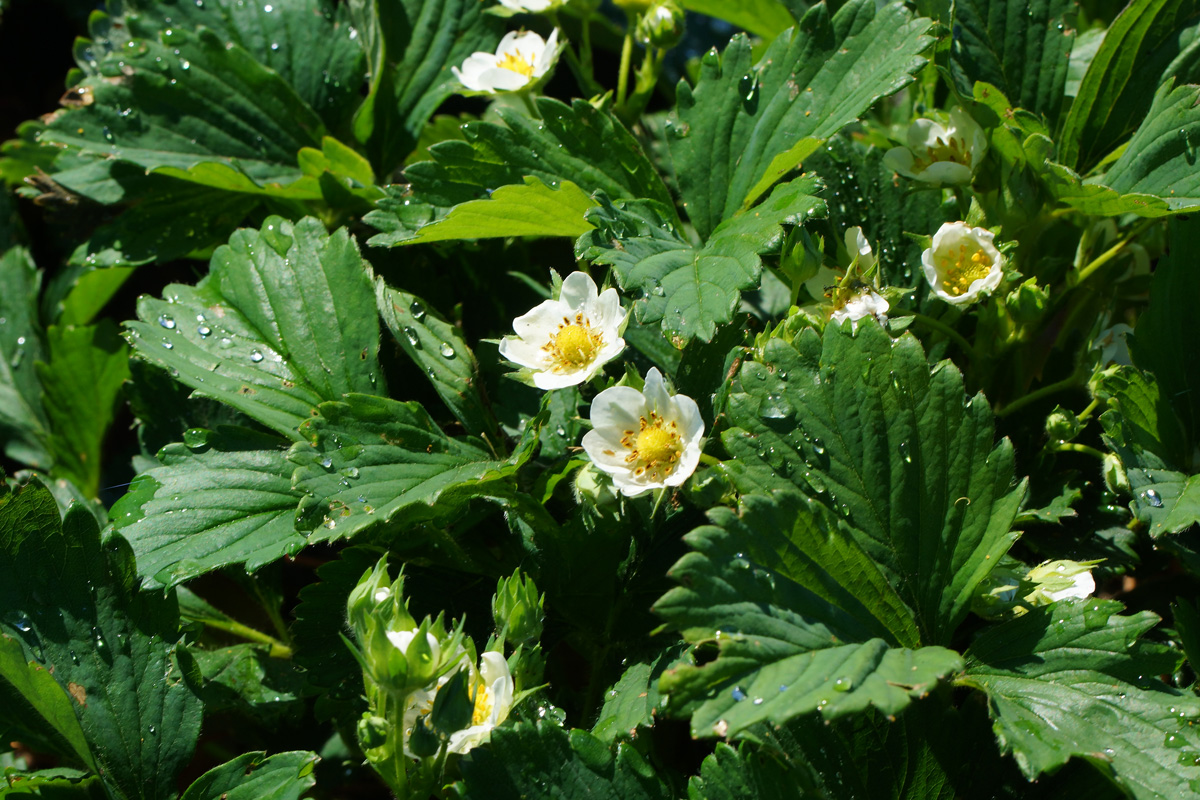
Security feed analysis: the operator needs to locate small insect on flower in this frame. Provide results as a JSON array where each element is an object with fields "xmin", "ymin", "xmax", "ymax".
[
  {"xmin": 498, "ymin": 271, "xmax": 627, "ymax": 389},
  {"xmin": 884, "ymin": 107, "xmax": 987, "ymax": 186},
  {"xmin": 921, "ymin": 221, "xmax": 1004, "ymax": 305},
  {"xmin": 452, "ymin": 29, "xmax": 560, "ymax": 94},
  {"xmin": 582, "ymin": 368, "xmax": 704, "ymax": 496}
]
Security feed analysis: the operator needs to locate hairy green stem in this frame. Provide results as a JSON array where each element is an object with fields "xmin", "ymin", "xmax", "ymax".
[
  {"xmin": 188, "ymin": 615, "xmax": 293, "ymax": 659},
  {"xmin": 1051, "ymin": 442, "xmax": 1107, "ymax": 460},
  {"xmin": 995, "ymin": 373, "xmax": 1085, "ymax": 419},
  {"xmin": 903, "ymin": 312, "xmax": 979, "ymax": 360},
  {"xmin": 1074, "ymin": 218, "xmax": 1158, "ymax": 285}
]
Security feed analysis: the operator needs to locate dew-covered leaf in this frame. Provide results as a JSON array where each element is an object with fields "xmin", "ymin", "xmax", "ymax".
[
  {"xmin": 723, "ymin": 323, "xmax": 1024, "ymax": 644},
  {"xmin": 670, "ymin": 0, "xmax": 932, "ymax": 239},
  {"xmin": 178, "ymin": 751, "xmax": 317, "ymax": 800},
  {"xmin": 125, "ymin": 217, "xmax": 383, "ymax": 439},
  {"xmin": 110, "ymin": 426, "xmax": 304, "ymax": 590},
  {"xmin": 961, "ymin": 600, "xmax": 1200, "ymax": 799}
]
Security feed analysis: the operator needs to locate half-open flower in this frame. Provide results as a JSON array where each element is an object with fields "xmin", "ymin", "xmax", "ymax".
[
  {"xmin": 452, "ymin": 29, "xmax": 560, "ymax": 94},
  {"xmin": 498, "ymin": 0, "xmax": 561, "ymax": 11},
  {"xmin": 582, "ymin": 368, "xmax": 704, "ymax": 496},
  {"xmin": 446, "ymin": 652, "xmax": 515, "ymax": 754},
  {"xmin": 830, "ymin": 288, "xmax": 889, "ymax": 331},
  {"xmin": 884, "ymin": 107, "xmax": 987, "ymax": 185},
  {"xmin": 499, "ymin": 271, "xmax": 627, "ymax": 390},
  {"xmin": 1026, "ymin": 560, "xmax": 1097, "ymax": 605},
  {"xmin": 921, "ymin": 222, "xmax": 1004, "ymax": 305}
]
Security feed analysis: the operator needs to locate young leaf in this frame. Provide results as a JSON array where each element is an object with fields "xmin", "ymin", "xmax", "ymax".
[
  {"xmin": 1058, "ymin": 0, "xmax": 1200, "ymax": 171},
  {"xmin": 36, "ymin": 323, "xmax": 130, "ymax": 498},
  {"xmin": 0, "ymin": 481, "xmax": 203, "ymax": 800},
  {"xmin": 577, "ymin": 176, "xmax": 825, "ymax": 343},
  {"xmin": 185, "ymin": 644, "xmax": 304, "ymax": 727},
  {"xmin": 376, "ymin": 282, "xmax": 497, "ymax": 439},
  {"xmin": 723, "ymin": 323, "xmax": 1025, "ymax": 644},
  {"xmin": 670, "ymin": 0, "xmax": 933, "ymax": 239},
  {"xmin": 451, "ymin": 721, "xmax": 671, "ymax": 800},
  {"xmin": 125, "ymin": 217, "xmax": 384, "ymax": 439},
  {"xmin": 110, "ymin": 426, "xmax": 305, "ymax": 590},
  {"xmin": 0, "ymin": 247, "xmax": 49, "ymax": 469},
  {"xmin": 178, "ymin": 751, "xmax": 317, "ymax": 800},
  {"xmin": 288, "ymin": 394, "xmax": 517, "ymax": 544},
  {"xmin": 680, "ymin": 0, "xmax": 797, "ymax": 40},
  {"xmin": 0, "ymin": 635, "xmax": 95, "ymax": 770},
  {"xmin": 949, "ymin": 0, "xmax": 1076, "ymax": 125},
  {"xmin": 960, "ymin": 600, "xmax": 1200, "ymax": 800},
  {"xmin": 653, "ymin": 491, "xmax": 962, "ymax": 739}
]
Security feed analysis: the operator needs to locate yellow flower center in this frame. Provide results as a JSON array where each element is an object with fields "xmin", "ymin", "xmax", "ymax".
[
  {"xmin": 471, "ymin": 681, "xmax": 494, "ymax": 727},
  {"xmin": 543, "ymin": 314, "xmax": 604, "ymax": 373},
  {"xmin": 496, "ymin": 51, "xmax": 535, "ymax": 78},
  {"xmin": 620, "ymin": 412, "xmax": 682, "ymax": 482},
  {"xmin": 914, "ymin": 135, "xmax": 972, "ymax": 171},
  {"xmin": 939, "ymin": 242, "xmax": 993, "ymax": 296}
]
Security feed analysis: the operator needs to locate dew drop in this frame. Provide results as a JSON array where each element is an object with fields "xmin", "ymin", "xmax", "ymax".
[
  {"xmin": 409, "ymin": 300, "xmax": 426, "ymax": 320},
  {"xmin": 158, "ymin": 314, "xmax": 176, "ymax": 329},
  {"xmin": 402, "ymin": 327, "xmax": 420, "ymax": 346},
  {"xmin": 439, "ymin": 342, "xmax": 455, "ymax": 358},
  {"xmin": 197, "ymin": 325, "xmax": 211, "ymax": 337},
  {"xmin": 320, "ymin": 457, "xmax": 333, "ymax": 469},
  {"xmin": 250, "ymin": 349, "xmax": 264, "ymax": 363},
  {"xmin": 341, "ymin": 466, "xmax": 360, "ymax": 479},
  {"xmin": 161, "ymin": 340, "xmax": 174, "ymax": 350},
  {"xmin": 731, "ymin": 687, "xmax": 746, "ymax": 702},
  {"xmin": 833, "ymin": 677, "xmax": 852, "ymax": 692},
  {"xmin": 1144, "ymin": 488, "xmax": 1164, "ymax": 508}
]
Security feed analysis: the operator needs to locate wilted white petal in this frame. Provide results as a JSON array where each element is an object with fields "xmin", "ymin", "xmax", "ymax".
[
  {"xmin": 830, "ymin": 288, "xmax": 889, "ymax": 331},
  {"xmin": 499, "ymin": 271, "xmax": 628, "ymax": 389},
  {"xmin": 921, "ymin": 222, "xmax": 1004, "ymax": 305},
  {"xmin": 582, "ymin": 368, "xmax": 705, "ymax": 496}
]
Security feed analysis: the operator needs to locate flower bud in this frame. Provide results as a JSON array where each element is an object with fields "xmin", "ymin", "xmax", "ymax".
[
  {"xmin": 636, "ymin": 2, "xmax": 686, "ymax": 49},
  {"xmin": 1005, "ymin": 277, "xmax": 1049, "ymax": 324},
  {"xmin": 492, "ymin": 571, "xmax": 544, "ymax": 647},
  {"xmin": 1025, "ymin": 560, "xmax": 1097, "ymax": 605},
  {"xmin": 1103, "ymin": 452, "xmax": 1129, "ymax": 495},
  {"xmin": 357, "ymin": 713, "xmax": 391, "ymax": 751},
  {"xmin": 1044, "ymin": 406, "xmax": 1080, "ymax": 442}
]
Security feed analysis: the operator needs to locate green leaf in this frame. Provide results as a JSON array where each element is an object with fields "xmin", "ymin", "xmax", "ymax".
[
  {"xmin": 670, "ymin": 0, "xmax": 933, "ymax": 239},
  {"xmin": 372, "ymin": 177, "xmax": 597, "ymax": 246},
  {"xmin": 577, "ymin": 176, "xmax": 825, "ymax": 343},
  {"xmin": 46, "ymin": 27, "xmax": 324, "ymax": 198},
  {"xmin": 452, "ymin": 721, "xmax": 671, "ymax": 800},
  {"xmin": 723, "ymin": 323, "xmax": 1025, "ymax": 643},
  {"xmin": 348, "ymin": 0, "xmax": 500, "ymax": 174},
  {"xmin": 0, "ymin": 636, "xmax": 94, "ymax": 770},
  {"xmin": 1130, "ymin": 216, "xmax": 1200, "ymax": 452},
  {"xmin": 125, "ymin": 217, "xmax": 383, "ymax": 439},
  {"xmin": 591, "ymin": 650, "xmax": 677, "ymax": 744},
  {"xmin": 0, "ymin": 769, "xmax": 105, "ymax": 799},
  {"xmin": 961, "ymin": 600, "xmax": 1200, "ymax": 799},
  {"xmin": 654, "ymin": 491, "xmax": 962, "ymax": 739},
  {"xmin": 59, "ymin": 266, "xmax": 137, "ymax": 327},
  {"xmin": 949, "ymin": 0, "xmax": 1076, "ymax": 125},
  {"xmin": 179, "ymin": 751, "xmax": 317, "ymax": 800},
  {"xmin": 185, "ymin": 644, "xmax": 303, "ymax": 726},
  {"xmin": 1039, "ymin": 160, "xmax": 1175, "ymax": 218},
  {"xmin": 288, "ymin": 394, "xmax": 516, "ymax": 543},
  {"xmin": 1058, "ymin": 0, "xmax": 1200, "ymax": 171},
  {"xmin": 680, "ymin": 0, "xmax": 797, "ymax": 40},
  {"xmin": 0, "ymin": 481, "xmax": 203, "ymax": 800},
  {"xmin": 376, "ymin": 283, "xmax": 497, "ymax": 439},
  {"xmin": 110, "ymin": 426, "xmax": 305, "ymax": 590},
  {"xmin": 113, "ymin": 0, "xmax": 365, "ymax": 131},
  {"xmin": 1099, "ymin": 82, "xmax": 1200, "ymax": 214},
  {"xmin": 291, "ymin": 546, "xmax": 380, "ymax": 694},
  {"xmin": 36, "ymin": 323, "xmax": 130, "ymax": 498},
  {"xmin": 0, "ymin": 247, "xmax": 49, "ymax": 468},
  {"xmin": 366, "ymin": 98, "xmax": 673, "ymax": 245}
]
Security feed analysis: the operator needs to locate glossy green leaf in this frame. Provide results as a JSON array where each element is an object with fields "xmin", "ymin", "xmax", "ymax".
[
  {"xmin": 0, "ymin": 481, "xmax": 203, "ymax": 800},
  {"xmin": 961, "ymin": 600, "xmax": 1200, "ymax": 799},
  {"xmin": 1058, "ymin": 0, "xmax": 1200, "ymax": 171},
  {"xmin": 1040, "ymin": 161, "xmax": 1176, "ymax": 218},
  {"xmin": 680, "ymin": 0, "xmax": 796, "ymax": 40},
  {"xmin": 577, "ymin": 176, "xmax": 825, "ymax": 343},
  {"xmin": 670, "ymin": 0, "xmax": 933, "ymax": 239},
  {"xmin": 185, "ymin": 644, "xmax": 303, "ymax": 726},
  {"xmin": 591, "ymin": 650, "xmax": 676, "ymax": 744},
  {"xmin": 0, "ymin": 636, "xmax": 94, "ymax": 770},
  {"xmin": 654, "ymin": 491, "xmax": 962, "ymax": 739},
  {"xmin": 723, "ymin": 323, "xmax": 1025, "ymax": 644},
  {"xmin": 348, "ymin": 0, "xmax": 500, "ymax": 173},
  {"xmin": 0, "ymin": 769, "xmax": 105, "ymax": 799},
  {"xmin": 376, "ymin": 283, "xmax": 497, "ymax": 439},
  {"xmin": 949, "ymin": 0, "xmax": 1076, "ymax": 124},
  {"xmin": 1100, "ymin": 82, "xmax": 1200, "ymax": 214},
  {"xmin": 452, "ymin": 721, "xmax": 671, "ymax": 800},
  {"xmin": 36, "ymin": 323, "xmax": 130, "ymax": 498},
  {"xmin": 125, "ymin": 217, "xmax": 383, "ymax": 439},
  {"xmin": 366, "ymin": 98, "xmax": 673, "ymax": 245},
  {"xmin": 178, "ymin": 751, "xmax": 317, "ymax": 800},
  {"xmin": 59, "ymin": 266, "xmax": 137, "ymax": 327},
  {"xmin": 110, "ymin": 426, "xmax": 304, "ymax": 590},
  {"xmin": 0, "ymin": 247, "xmax": 49, "ymax": 468},
  {"xmin": 288, "ymin": 394, "xmax": 516, "ymax": 543}
]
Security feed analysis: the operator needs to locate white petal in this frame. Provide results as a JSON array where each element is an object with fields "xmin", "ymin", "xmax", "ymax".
[
  {"xmin": 883, "ymin": 146, "xmax": 918, "ymax": 179},
  {"xmin": 641, "ymin": 367, "xmax": 672, "ymax": 415},
  {"xmin": 513, "ymin": 299, "xmax": 567, "ymax": 341},
  {"xmin": 1045, "ymin": 571, "xmax": 1095, "ymax": 602},
  {"xmin": 536, "ymin": 28, "xmax": 560, "ymax": 76},
  {"xmin": 589, "ymin": 386, "xmax": 646, "ymax": 432},
  {"xmin": 559, "ymin": 270, "xmax": 599, "ymax": 310},
  {"xmin": 532, "ymin": 368, "xmax": 589, "ymax": 390},
  {"xmin": 908, "ymin": 118, "xmax": 948, "ymax": 149},
  {"xmin": 476, "ymin": 67, "xmax": 532, "ymax": 92},
  {"xmin": 498, "ymin": 336, "xmax": 549, "ymax": 370}
]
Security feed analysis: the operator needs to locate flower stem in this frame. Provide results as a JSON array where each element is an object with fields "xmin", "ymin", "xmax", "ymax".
[
  {"xmin": 1051, "ymin": 442, "xmax": 1107, "ymax": 460},
  {"xmin": 995, "ymin": 372, "xmax": 1085, "ymax": 419},
  {"xmin": 903, "ymin": 312, "xmax": 979, "ymax": 360},
  {"xmin": 1076, "ymin": 397, "xmax": 1101, "ymax": 422},
  {"xmin": 186, "ymin": 614, "xmax": 293, "ymax": 659},
  {"xmin": 518, "ymin": 89, "xmax": 542, "ymax": 120},
  {"xmin": 699, "ymin": 453, "xmax": 723, "ymax": 467},
  {"xmin": 1073, "ymin": 218, "xmax": 1158, "ymax": 285},
  {"xmin": 615, "ymin": 13, "xmax": 635, "ymax": 111}
]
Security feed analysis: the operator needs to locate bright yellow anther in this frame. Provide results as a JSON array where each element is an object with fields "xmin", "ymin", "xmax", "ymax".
[
  {"xmin": 635, "ymin": 425, "xmax": 678, "ymax": 465},
  {"xmin": 553, "ymin": 324, "xmax": 596, "ymax": 365},
  {"xmin": 496, "ymin": 52, "xmax": 535, "ymax": 77},
  {"xmin": 471, "ymin": 681, "xmax": 494, "ymax": 726}
]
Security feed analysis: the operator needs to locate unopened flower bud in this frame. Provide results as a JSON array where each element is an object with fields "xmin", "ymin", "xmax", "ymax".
[
  {"xmin": 492, "ymin": 571, "xmax": 544, "ymax": 646},
  {"xmin": 636, "ymin": 2, "xmax": 686, "ymax": 49}
]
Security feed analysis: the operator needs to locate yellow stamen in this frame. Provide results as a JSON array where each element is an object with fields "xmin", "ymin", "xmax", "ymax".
[
  {"xmin": 544, "ymin": 318, "xmax": 604, "ymax": 373},
  {"xmin": 471, "ymin": 681, "xmax": 494, "ymax": 727},
  {"xmin": 635, "ymin": 426, "xmax": 677, "ymax": 465},
  {"xmin": 940, "ymin": 243, "xmax": 993, "ymax": 296},
  {"xmin": 496, "ymin": 51, "xmax": 535, "ymax": 77},
  {"xmin": 622, "ymin": 413, "xmax": 683, "ymax": 483}
]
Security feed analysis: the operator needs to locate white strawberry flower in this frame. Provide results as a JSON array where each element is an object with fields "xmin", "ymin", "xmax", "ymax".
[
  {"xmin": 447, "ymin": 652, "xmax": 515, "ymax": 754},
  {"xmin": 452, "ymin": 29, "xmax": 560, "ymax": 94},
  {"xmin": 884, "ymin": 107, "xmax": 987, "ymax": 185},
  {"xmin": 498, "ymin": 271, "xmax": 627, "ymax": 390},
  {"xmin": 921, "ymin": 222, "xmax": 1004, "ymax": 305},
  {"xmin": 498, "ymin": 0, "xmax": 561, "ymax": 11},
  {"xmin": 831, "ymin": 289, "xmax": 889, "ymax": 330},
  {"xmin": 582, "ymin": 368, "xmax": 704, "ymax": 497},
  {"xmin": 1026, "ymin": 560, "xmax": 1098, "ymax": 605}
]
